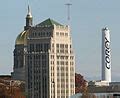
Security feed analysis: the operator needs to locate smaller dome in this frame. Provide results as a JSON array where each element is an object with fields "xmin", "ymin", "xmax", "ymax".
[{"xmin": 15, "ymin": 31, "xmax": 28, "ymax": 45}]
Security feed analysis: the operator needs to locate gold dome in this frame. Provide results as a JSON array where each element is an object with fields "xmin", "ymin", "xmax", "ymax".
[{"xmin": 15, "ymin": 30, "xmax": 28, "ymax": 45}]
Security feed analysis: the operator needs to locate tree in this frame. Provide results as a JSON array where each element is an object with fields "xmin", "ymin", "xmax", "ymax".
[
  {"xmin": 75, "ymin": 73, "xmax": 87, "ymax": 93},
  {"xmin": 0, "ymin": 79, "xmax": 26, "ymax": 98}
]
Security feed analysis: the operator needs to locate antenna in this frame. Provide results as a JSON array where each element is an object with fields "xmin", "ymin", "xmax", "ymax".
[
  {"xmin": 65, "ymin": 3, "xmax": 72, "ymax": 21},
  {"xmin": 27, "ymin": 0, "xmax": 30, "ymax": 7}
]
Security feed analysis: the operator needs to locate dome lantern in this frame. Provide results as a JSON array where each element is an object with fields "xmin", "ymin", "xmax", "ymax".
[{"xmin": 24, "ymin": 5, "xmax": 33, "ymax": 30}]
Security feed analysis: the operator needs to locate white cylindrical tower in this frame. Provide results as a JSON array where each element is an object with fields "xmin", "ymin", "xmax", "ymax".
[{"xmin": 102, "ymin": 27, "xmax": 111, "ymax": 82}]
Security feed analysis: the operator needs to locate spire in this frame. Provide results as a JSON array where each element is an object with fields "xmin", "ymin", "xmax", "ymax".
[
  {"xmin": 24, "ymin": 5, "xmax": 33, "ymax": 30},
  {"xmin": 27, "ymin": 5, "xmax": 32, "ymax": 18}
]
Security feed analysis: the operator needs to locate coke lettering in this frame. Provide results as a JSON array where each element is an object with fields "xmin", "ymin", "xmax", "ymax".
[{"xmin": 105, "ymin": 37, "xmax": 110, "ymax": 69}]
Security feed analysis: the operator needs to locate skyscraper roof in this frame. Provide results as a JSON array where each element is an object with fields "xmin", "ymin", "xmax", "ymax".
[
  {"xmin": 15, "ymin": 18, "xmax": 63, "ymax": 45},
  {"xmin": 36, "ymin": 18, "xmax": 63, "ymax": 27}
]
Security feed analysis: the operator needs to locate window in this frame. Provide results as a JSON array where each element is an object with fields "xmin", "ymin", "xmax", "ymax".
[
  {"xmin": 65, "ymin": 33, "xmax": 68, "ymax": 36},
  {"xmin": 36, "ymin": 44, "xmax": 39, "ymax": 52},
  {"xmin": 35, "ymin": 33, "xmax": 37, "ymax": 37},
  {"xmin": 61, "ymin": 84, "xmax": 65, "ymax": 88},
  {"xmin": 40, "ymin": 44, "xmax": 43, "ymax": 51},
  {"xmin": 57, "ymin": 78, "xmax": 60, "ymax": 82},
  {"xmin": 60, "ymin": 32, "xmax": 64, "ymax": 36},
  {"xmin": 65, "ymin": 61, "xmax": 68, "ymax": 65},
  {"xmin": 46, "ymin": 32, "xmax": 51, "ymax": 36},
  {"xmin": 66, "ymin": 73, "xmax": 68, "ymax": 76},
  {"xmin": 57, "ymin": 56, "xmax": 59, "ymax": 59},
  {"xmin": 60, "ymin": 44, "xmax": 64, "ymax": 53},
  {"xmin": 65, "ymin": 44, "xmax": 68, "ymax": 48},
  {"xmin": 57, "ymin": 61, "xmax": 59, "ymax": 65},
  {"xmin": 61, "ymin": 73, "xmax": 64, "ymax": 76},
  {"xmin": 65, "ymin": 50, "xmax": 68, "ymax": 53},
  {"xmin": 61, "ymin": 67, "xmax": 64, "ymax": 71},
  {"xmin": 56, "ymin": 44, "xmax": 59, "ymax": 53},
  {"xmin": 61, "ymin": 96, "xmax": 65, "ymax": 98},
  {"xmin": 56, "ymin": 32, "xmax": 59, "ymax": 36},
  {"xmin": 38, "ymin": 32, "xmax": 41, "ymax": 36},
  {"xmin": 57, "ymin": 96, "xmax": 60, "ymax": 98},
  {"xmin": 44, "ymin": 43, "xmax": 49, "ymax": 52},
  {"xmin": 56, "ymin": 44, "xmax": 59, "ymax": 48},
  {"xmin": 70, "ymin": 56, "xmax": 74, "ymax": 60},
  {"xmin": 61, "ymin": 61, "xmax": 64, "ymax": 65},
  {"xmin": 65, "ymin": 44, "xmax": 68, "ymax": 53},
  {"xmin": 29, "ymin": 44, "xmax": 34, "ymax": 52},
  {"xmin": 60, "ymin": 44, "xmax": 64, "ymax": 48},
  {"xmin": 60, "ymin": 56, "xmax": 64, "ymax": 59},
  {"xmin": 65, "ymin": 56, "xmax": 68, "ymax": 60},
  {"xmin": 57, "ymin": 73, "xmax": 59, "ymax": 76},
  {"xmin": 52, "ymin": 44, "xmax": 54, "ymax": 48},
  {"xmin": 57, "ymin": 67, "xmax": 59, "ymax": 70},
  {"xmin": 60, "ymin": 32, "xmax": 62, "ymax": 36},
  {"xmin": 57, "ymin": 84, "xmax": 60, "ymax": 88}
]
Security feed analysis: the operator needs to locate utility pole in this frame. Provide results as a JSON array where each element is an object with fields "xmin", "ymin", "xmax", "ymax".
[
  {"xmin": 10, "ymin": 80, "xmax": 13, "ymax": 98},
  {"xmin": 52, "ymin": 81, "xmax": 55, "ymax": 98},
  {"xmin": 65, "ymin": 2, "xmax": 72, "ymax": 35}
]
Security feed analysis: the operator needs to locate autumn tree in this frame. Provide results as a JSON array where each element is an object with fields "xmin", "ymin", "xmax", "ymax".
[{"xmin": 75, "ymin": 73, "xmax": 87, "ymax": 93}]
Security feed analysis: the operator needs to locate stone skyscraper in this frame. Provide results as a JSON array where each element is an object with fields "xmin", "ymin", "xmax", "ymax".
[{"xmin": 12, "ymin": 6, "xmax": 75, "ymax": 98}]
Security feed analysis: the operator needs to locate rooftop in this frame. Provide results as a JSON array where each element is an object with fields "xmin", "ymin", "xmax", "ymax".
[{"xmin": 36, "ymin": 18, "xmax": 63, "ymax": 27}]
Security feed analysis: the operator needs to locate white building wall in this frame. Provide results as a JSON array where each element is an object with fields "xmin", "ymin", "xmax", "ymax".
[{"xmin": 25, "ymin": 24, "xmax": 75, "ymax": 98}]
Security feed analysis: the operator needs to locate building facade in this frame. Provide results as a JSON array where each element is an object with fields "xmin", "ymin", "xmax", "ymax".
[
  {"xmin": 12, "ymin": 6, "xmax": 75, "ymax": 98},
  {"xmin": 71, "ymin": 93, "xmax": 120, "ymax": 98}
]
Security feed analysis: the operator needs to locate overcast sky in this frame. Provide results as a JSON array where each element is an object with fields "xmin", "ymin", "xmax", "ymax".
[{"xmin": 0, "ymin": 0, "xmax": 120, "ymax": 81}]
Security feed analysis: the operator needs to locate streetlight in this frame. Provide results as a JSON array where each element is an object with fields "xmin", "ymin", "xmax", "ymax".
[
  {"xmin": 52, "ymin": 81, "xmax": 55, "ymax": 98},
  {"xmin": 10, "ymin": 80, "xmax": 14, "ymax": 98}
]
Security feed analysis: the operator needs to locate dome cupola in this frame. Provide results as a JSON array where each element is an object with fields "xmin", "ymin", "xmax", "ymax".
[
  {"xmin": 24, "ymin": 5, "xmax": 33, "ymax": 30},
  {"xmin": 15, "ymin": 31, "xmax": 28, "ymax": 45},
  {"xmin": 16, "ymin": 5, "xmax": 33, "ymax": 45}
]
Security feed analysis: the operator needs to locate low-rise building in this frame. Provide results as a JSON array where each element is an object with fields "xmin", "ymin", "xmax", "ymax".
[{"xmin": 71, "ymin": 81, "xmax": 120, "ymax": 98}]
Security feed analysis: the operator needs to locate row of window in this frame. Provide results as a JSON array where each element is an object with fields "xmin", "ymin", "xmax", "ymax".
[
  {"xmin": 57, "ymin": 84, "xmax": 74, "ymax": 88},
  {"xmin": 57, "ymin": 96, "xmax": 69, "ymax": 98},
  {"xmin": 56, "ymin": 44, "xmax": 72, "ymax": 54},
  {"xmin": 14, "ymin": 57, "xmax": 23, "ymax": 68},
  {"xmin": 57, "ymin": 61, "xmax": 74, "ymax": 65},
  {"xmin": 29, "ymin": 43, "xmax": 49, "ymax": 52},
  {"xmin": 28, "ymin": 70, "xmax": 48, "ymax": 80},
  {"xmin": 57, "ymin": 56, "xmax": 68, "ymax": 59},
  {"xmin": 57, "ymin": 67, "xmax": 68, "ymax": 71},
  {"xmin": 57, "ymin": 66, "xmax": 75, "ymax": 71},
  {"xmin": 57, "ymin": 61, "xmax": 68, "ymax": 65},
  {"xmin": 57, "ymin": 78, "xmax": 74, "ymax": 82},
  {"xmin": 50, "ymin": 61, "xmax": 74, "ymax": 66},
  {"xmin": 28, "ymin": 43, "xmax": 73, "ymax": 54},
  {"xmin": 28, "ymin": 55, "xmax": 74, "ymax": 60},
  {"xmin": 51, "ymin": 55, "xmax": 74, "ymax": 60},
  {"xmin": 56, "ymin": 44, "xmax": 68, "ymax": 48},
  {"xmin": 30, "ymin": 32, "xmax": 69, "ymax": 38},
  {"xmin": 30, "ymin": 32, "xmax": 51, "ymax": 37},
  {"xmin": 28, "ymin": 54, "xmax": 47, "ymax": 59},
  {"xmin": 56, "ymin": 32, "xmax": 68, "ymax": 37},
  {"xmin": 51, "ymin": 72, "xmax": 74, "ymax": 77},
  {"xmin": 28, "ymin": 60, "xmax": 47, "ymax": 66}
]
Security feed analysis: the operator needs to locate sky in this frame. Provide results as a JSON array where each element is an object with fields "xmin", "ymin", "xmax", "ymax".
[{"xmin": 0, "ymin": 0, "xmax": 120, "ymax": 81}]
